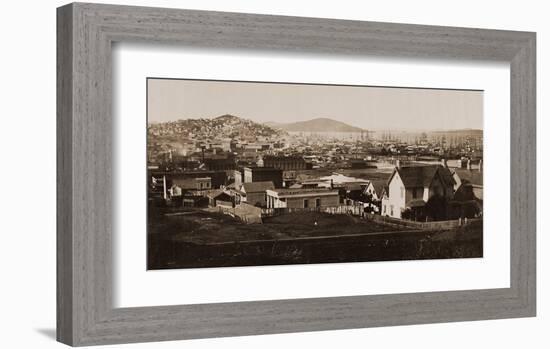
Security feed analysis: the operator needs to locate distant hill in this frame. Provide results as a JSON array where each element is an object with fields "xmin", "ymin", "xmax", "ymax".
[
  {"xmin": 429, "ymin": 129, "xmax": 483, "ymax": 135},
  {"xmin": 148, "ymin": 114, "xmax": 285, "ymax": 141},
  {"xmin": 268, "ymin": 118, "xmax": 364, "ymax": 133}
]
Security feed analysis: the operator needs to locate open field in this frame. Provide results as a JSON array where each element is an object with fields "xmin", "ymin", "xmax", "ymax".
[
  {"xmin": 148, "ymin": 208, "xmax": 483, "ymax": 269},
  {"xmin": 151, "ymin": 210, "xmax": 401, "ymax": 244}
]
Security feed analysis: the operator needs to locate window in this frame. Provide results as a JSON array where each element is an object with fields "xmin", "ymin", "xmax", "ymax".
[
  {"xmin": 390, "ymin": 205, "xmax": 394, "ymax": 216},
  {"xmin": 304, "ymin": 199, "xmax": 309, "ymax": 208},
  {"xmin": 400, "ymin": 187, "xmax": 404, "ymax": 198},
  {"xmin": 383, "ymin": 205, "xmax": 386, "ymax": 214},
  {"xmin": 315, "ymin": 198, "xmax": 321, "ymax": 207}
]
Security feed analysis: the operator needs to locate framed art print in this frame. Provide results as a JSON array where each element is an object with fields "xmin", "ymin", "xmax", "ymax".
[{"xmin": 57, "ymin": 3, "xmax": 536, "ymax": 346}]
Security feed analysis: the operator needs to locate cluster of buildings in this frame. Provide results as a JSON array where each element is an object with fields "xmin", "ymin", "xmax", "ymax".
[
  {"xmin": 150, "ymin": 155, "xmax": 482, "ymax": 223},
  {"xmin": 148, "ymin": 116, "xmax": 483, "ymax": 223},
  {"xmin": 150, "ymin": 163, "xmax": 381, "ymax": 211},
  {"xmin": 148, "ymin": 115, "xmax": 482, "ymax": 175}
]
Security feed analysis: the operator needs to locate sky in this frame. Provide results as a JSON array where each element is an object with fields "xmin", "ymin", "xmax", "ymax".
[{"xmin": 147, "ymin": 78, "xmax": 483, "ymax": 131}]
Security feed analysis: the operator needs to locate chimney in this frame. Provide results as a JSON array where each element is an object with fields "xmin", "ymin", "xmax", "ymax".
[
  {"xmin": 441, "ymin": 158, "xmax": 447, "ymax": 167},
  {"xmin": 478, "ymin": 159, "xmax": 483, "ymax": 172},
  {"xmin": 466, "ymin": 159, "xmax": 471, "ymax": 170},
  {"xmin": 396, "ymin": 159, "xmax": 401, "ymax": 168},
  {"xmin": 330, "ymin": 179, "xmax": 334, "ymax": 189}
]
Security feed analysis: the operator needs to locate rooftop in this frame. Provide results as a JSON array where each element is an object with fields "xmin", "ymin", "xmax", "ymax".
[
  {"xmin": 391, "ymin": 165, "xmax": 455, "ymax": 188},
  {"xmin": 241, "ymin": 181, "xmax": 275, "ymax": 193},
  {"xmin": 243, "ymin": 166, "xmax": 282, "ymax": 172},
  {"xmin": 319, "ymin": 173, "xmax": 370, "ymax": 185},
  {"xmin": 268, "ymin": 188, "xmax": 339, "ymax": 196}
]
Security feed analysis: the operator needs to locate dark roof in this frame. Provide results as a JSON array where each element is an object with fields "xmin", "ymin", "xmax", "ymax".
[
  {"xmin": 453, "ymin": 183, "xmax": 476, "ymax": 201},
  {"xmin": 390, "ymin": 165, "xmax": 455, "ymax": 189},
  {"xmin": 371, "ymin": 179, "xmax": 387, "ymax": 196},
  {"xmin": 453, "ymin": 168, "xmax": 483, "ymax": 186},
  {"xmin": 243, "ymin": 166, "xmax": 282, "ymax": 172},
  {"xmin": 241, "ymin": 181, "xmax": 275, "ymax": 193},
  {"xmin": 213, "ymin": 192, "xmax": 233, "ymax": 201},
  {"xmin": 438, "ymin": 166, "xmax": 456, "ymax": 187},
  {"xmin": 342, "ymin": 183, "xmax": 364, "ymax": 191}
]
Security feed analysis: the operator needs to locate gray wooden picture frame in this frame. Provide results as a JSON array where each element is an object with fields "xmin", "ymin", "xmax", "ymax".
[{"xmin": 57, "ymin": 2, "xmax": 536, "ymax": 346}]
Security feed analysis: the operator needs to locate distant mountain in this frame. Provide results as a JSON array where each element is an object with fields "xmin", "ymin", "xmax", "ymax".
[{"xmin": 268, "ymin": 118, "xmax": 364, "ymax": 133}]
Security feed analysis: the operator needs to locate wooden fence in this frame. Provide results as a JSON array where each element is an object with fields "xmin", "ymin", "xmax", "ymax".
[
  {"xmin": 363, "ymin": 213, "xmax": 480, "ymax": 231},
  {"xmin": 261, "ymin": 205, "xmax": 363, "ymax": 217}
]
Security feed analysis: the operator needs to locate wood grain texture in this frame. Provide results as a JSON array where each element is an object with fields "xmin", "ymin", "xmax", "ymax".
[
  {"xmin": 56, "ymin": 4, "xmax": 74, "ymax": 345},
  {"xmin": 56, "ymin": 2, "xmax": 536, "ymax": 346}
]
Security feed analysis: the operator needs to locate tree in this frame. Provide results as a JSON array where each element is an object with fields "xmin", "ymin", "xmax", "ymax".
[
  {"xmin": 425, "ymin": 194, "xmax": 449, "ymax": 221},
  {"xmin": 402, "ymin": 208, "xmax": 414, "ymax": 220}
]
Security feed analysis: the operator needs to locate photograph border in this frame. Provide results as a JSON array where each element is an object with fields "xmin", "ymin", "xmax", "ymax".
[{"xmin": 57, "ymin": 2, "xmax": 536, "ymax": 346}]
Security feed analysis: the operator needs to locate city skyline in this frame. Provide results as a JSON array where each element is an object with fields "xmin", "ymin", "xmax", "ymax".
[{"xmin": 147, "ymin": 78, "xmax": 483, "ymax": 131}]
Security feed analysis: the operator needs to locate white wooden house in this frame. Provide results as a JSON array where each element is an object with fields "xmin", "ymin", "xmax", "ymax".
[{"xmin": 381, "ymin": 165, "xmax": 455, "ymax": 219}]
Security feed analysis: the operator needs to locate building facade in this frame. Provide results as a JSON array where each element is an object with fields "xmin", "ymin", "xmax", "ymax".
[
  {"xmin": 266, "ymin": 188, "xmax": 340, "ymax": 209},
  {"xmin": 238, "ymin": 181, "xmax": 275, "ymax": 208},
  {"xmin": 243, "ymin": 167, "xmax": 283, "ymax": 188},
  {"xmin": 171, "ymin": 177, "xmax": 212, "ymax": 192},
  {"xmin": 263, "ymin": 156, "xmax": 309, "ymax": 171}
]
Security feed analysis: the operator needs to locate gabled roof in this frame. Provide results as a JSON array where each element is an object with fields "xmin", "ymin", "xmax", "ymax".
[
  {"xmin": 342, "ymin": 183, "xmax": 364, "ymax": 192},
  {"xmin": 241, "ymin": 181, "xmax": 275, "ymax": 193},
  {"xmin": 453, "ymin": 168, "xmax": 483, "ymax": 186},
  {"xmin": 205, "ymin": 189, "xmax": 224, "ymax": 199},
  {"xmin": 388, "ymin": 165, "xmax": 455, "ymax": 189},
  {"xmin": 453, "ymin": 183, "xmax": 477, "ymax": 201},
  {"xmin": 370, "ymin": 179, "xmax": 387, "ymax": 197}
]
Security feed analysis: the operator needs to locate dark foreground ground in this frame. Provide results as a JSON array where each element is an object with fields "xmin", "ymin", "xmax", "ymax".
[{"xmin": 147, "ymin": 208, "xmax": 483, "ymax": 270}]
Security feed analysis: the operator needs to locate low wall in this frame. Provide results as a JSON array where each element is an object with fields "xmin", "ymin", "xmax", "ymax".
[{"xmin": 364, "ymin": 213, "xmax": 480, "ymax": 230}]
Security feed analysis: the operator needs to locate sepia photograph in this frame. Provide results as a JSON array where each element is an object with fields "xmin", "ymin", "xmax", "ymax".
[{"xmin": 147, "ymin": 78, "xmax": 483, "ymax": 270}]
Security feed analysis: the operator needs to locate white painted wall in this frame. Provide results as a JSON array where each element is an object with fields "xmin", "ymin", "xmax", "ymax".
[
  {"xmin": 0, "ymin": 1, "xmax": 547, "ymax": 349},
  {"xmin": 387, "ymin": 171, "xmax": 406, "ymax": 218}
]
